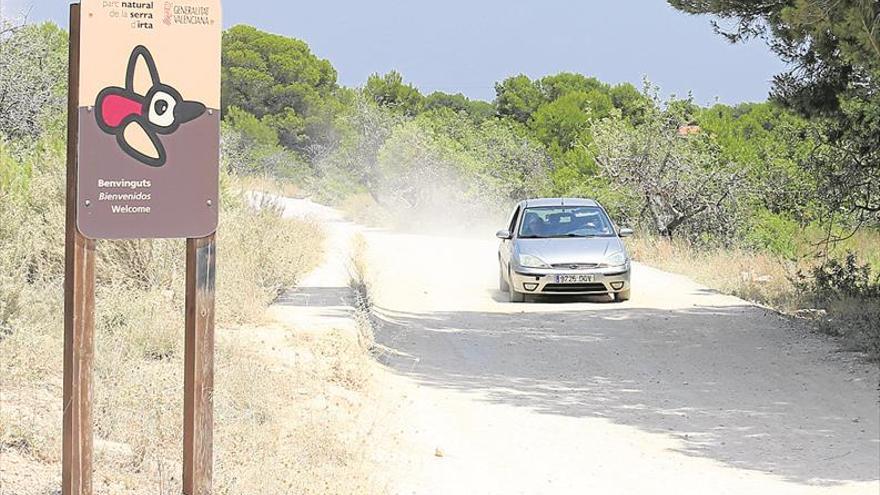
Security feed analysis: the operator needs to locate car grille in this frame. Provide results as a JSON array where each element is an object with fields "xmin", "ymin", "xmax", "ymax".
[
  {"xmin": 542, "ymin": 283, "xmax": 607, "ymax": 293},
  {"xmin": 550, "ymin": 262, "xmax": 603, "ymax": 270}
]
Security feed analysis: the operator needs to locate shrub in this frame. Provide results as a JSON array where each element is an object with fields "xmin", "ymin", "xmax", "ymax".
[
  {"xmin": 744, "ymin": 209, "xmax": 802, "ymax": 258},
  {"xmin": 796, "ymin": 254, "xmax": 880, "ymax": 359},
  {"xmin": 216, "ymin": 194, "xmax": 323, "ymax": 323},
  {"xmin": 821, "ymin": 297, "xmax": 880, "ymax": 359},
  {"xmin": 0, "ymin": 22, "xmax": 68, "ymax": 140},
  {"xmin": 799, "ymin": 253, "xmax": 880, "ymax": 304}
]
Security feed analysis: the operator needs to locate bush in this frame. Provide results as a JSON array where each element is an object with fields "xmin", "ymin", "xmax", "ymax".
[
  {"xmin": 820, "ymin": 297, "xmax": 880, "ymax": 359},
  {"xmin": 217, "ymin": 194, "xmax": 323, "ymax": 323},
  {"xmin": 799, "ymin": 253, "xmax": 880, "ymax": 304},
  {"xmin": 0, "ymin": 22, "xmax": 68, "ymax": 141},
  {"xmin": 744, "ymin": 209, "xmax": 802, "ymax": 258},
  {"xmin": 795, "ymin": 254, "xmax": 880, "ymax": 359}
]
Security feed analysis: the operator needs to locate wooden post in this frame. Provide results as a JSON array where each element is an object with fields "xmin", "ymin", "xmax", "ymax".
[
  {"xmin": 62, "ymin": 4, "xmax": 96, "ymax": 495},
  {"xmin": 183, "ymin": 234, "xmax": 216, "ymax": 495}
]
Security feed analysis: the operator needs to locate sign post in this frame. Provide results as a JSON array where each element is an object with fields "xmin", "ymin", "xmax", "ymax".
[
  {"xmin": 183, "ymin": 234, "xmax": 216, "ymax": 493},
  {"xmin": 63, "ymin": 2, "xmax": 222, "ymax": 493},
  {"xmin": 62, "ymin": 6, "xmax": 95, "ymax": 494}
]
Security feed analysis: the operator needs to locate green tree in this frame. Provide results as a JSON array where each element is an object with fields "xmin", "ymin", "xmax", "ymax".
[
  {"xmin": 221, "ymin": 25, "xmax": 339, "ymax": 153},
  {"xmin": 609, "ymin": 82, "xmax": 649, "ymax": 122},
  {"xmin": 670, "ymin": 0, "xmax": 878, "ymax": 118},
  {"xmin": 530, "ymin": 90, "xmax": 613, "ymax": 150},
  {"xmin": 538, "ymin": 73, "xmax": 608, "ymax": 101},
  {"xmin": 0, "ymin": 22, "xmax": 68, "ymax": 140},
  {"xmin": 494, "ymin": 75, "xmax": 545, "ymax": 123},
  {"xmin": 668, "ymin": 0, "xmax": 880, "ymax": 223},
  {"xmin": 225, "ymin": 106, "xmax": 278, "ymax": 146},
  {"xmin": 697, "ymin": 102, "xmax": 815, "ymax": 220},
  {"xmin": 221, "ymin": 107, "xmax": 309, "ymax": 177},
  {"xmin": 591, "ymin": 87, "xmax": 744, "ymax": 239},
  {"xmin": 375, "ymin": 108, "xmax": 550, "ymax": 212},
  {"xmin": 317, "ymin": 93, "xmax": 403, "ymax": 199},
  {"xmin": 424, "ymin": 91, "xmax": 495, "ymax": 122},
  {"xmin": 364, "ymin": 71, "xmax": 425, "ymax": 117}
]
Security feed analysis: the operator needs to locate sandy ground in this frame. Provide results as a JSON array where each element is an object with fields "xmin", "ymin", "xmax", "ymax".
[{"xmin": 358, "ymin": 229, "xmax": 880, "ymax": 495}]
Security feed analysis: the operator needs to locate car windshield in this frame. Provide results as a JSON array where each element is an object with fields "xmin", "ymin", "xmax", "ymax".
[{"xmin": 518, "ymin": 206, "xmax": 616, "ymax": 238}]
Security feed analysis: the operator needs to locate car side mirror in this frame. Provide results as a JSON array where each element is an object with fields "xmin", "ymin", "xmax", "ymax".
[
  {"xmin": 618, "ymin": 228, "xmax": 634, "ymax": 238},
  {"xmin": 496, "ymin": 229, "xmax": 512, "ymax": 240}
]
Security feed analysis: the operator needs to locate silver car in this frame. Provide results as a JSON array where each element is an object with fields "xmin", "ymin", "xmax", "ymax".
[{"xmin": 497, "ymin": 198, "xmax": 633, "ymax": 302}]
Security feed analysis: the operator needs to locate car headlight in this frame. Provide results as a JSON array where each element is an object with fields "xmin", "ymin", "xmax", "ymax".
[
  {"xmin": 605, "ymin": 251, "xmax": 628, "ymax": 267},
  {"xmin": 518, "ymin": 254, "xmax": 550, "ymax": 269}
]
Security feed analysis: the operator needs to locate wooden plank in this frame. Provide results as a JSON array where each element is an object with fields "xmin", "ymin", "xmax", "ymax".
[
  {"xmin": 183, "ymin": 234, "xmax": 216, "ymax": 495},
  {"xmin": 62, "ymin": 4, "xmax": 96, "ymax": 495}
]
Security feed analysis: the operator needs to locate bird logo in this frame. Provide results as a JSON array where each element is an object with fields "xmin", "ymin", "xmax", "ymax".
[{"xmin": 95, "ymin": 45, "xmax": 206, "ymax": 167}]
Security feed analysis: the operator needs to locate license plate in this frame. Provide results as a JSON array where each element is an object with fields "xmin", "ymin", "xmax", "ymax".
[{"xmin": 555, "ymin": 274, "xmax": 595, "ymax": 283}]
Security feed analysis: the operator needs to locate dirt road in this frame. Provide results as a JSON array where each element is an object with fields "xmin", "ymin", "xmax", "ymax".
[{"xmin": 360, "ymin": 229, "xmax": 880, "ymax": 494}]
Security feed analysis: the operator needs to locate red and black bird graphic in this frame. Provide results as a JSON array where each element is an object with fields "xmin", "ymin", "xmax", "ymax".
[{"xmin": 95, "ymin": 45, "xmax": 206, "ymax": 167}]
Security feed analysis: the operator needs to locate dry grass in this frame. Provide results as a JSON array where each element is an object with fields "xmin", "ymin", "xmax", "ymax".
[
  {"xmin": 0, "ymin": 145, "xmax": 396, "ymax": 492},
  {"xmin": 627, "ymin": 232, "xmax": 880, "ymax": 360},
  {"xmin": 215, "ymin": 197, "xmax": 324, "ymax": 324},
  {"xmin": 837, "ymin": 229, "xmax": 880, "ymax": 271},
  {"xmin": 1, "ymin": 323, "xmax": 382, "ymax": 495},
  {"xmin": 213, "ymin": 327, "xmax": 381, "ymax": 494},
  {"xmin": 348, "ymin": 233, "xmax": 377, "ymax": 351},
  {"xmin": 627, "ymin": 229, "xmax": 880, "ymax": 310},
  {"xmin": 626, "ymin": 234, "xmax": 805, "ymax": 311}
]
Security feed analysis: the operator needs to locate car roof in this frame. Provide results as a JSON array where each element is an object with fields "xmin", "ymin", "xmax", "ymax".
[{"xmin": 521, "ymin": 197, "xmax": 600, "ymax": 208}]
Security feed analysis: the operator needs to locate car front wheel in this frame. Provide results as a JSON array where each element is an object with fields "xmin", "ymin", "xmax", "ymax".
[
  {"xmin": 499, "ymin": 263, "xmax": 510, "ymax": 292},
  {"xmin": 614, "ymin": 289, "xmax": 631, "ymax": 302},
  {"xmin": 508, "ymin": 270, "xmax": 526, "ymax": 303}
]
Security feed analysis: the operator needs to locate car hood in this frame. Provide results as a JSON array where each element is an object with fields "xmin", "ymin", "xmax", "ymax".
[{"xmin": 515, "ymin": 237, "xmax": 626, "ymax": 265}]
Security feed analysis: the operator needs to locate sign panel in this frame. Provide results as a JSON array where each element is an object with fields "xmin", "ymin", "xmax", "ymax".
[{"xmin": 77, "ymin": 0, "xmax": 222, "ymax": 239}]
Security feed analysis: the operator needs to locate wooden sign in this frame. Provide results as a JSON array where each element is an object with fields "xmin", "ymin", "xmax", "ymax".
[
  {"xmin": 64, "ymin": 3, "xmax": 221, "ymax": 495},
  {"xmin": 76, "ymin": 0, "xmax": 222, "ymax": 239}
]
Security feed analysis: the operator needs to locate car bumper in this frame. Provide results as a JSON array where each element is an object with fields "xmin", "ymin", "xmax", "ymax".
[{"xmin": 510, "ymin": 263, "xmax": 631, "ymax": 295}]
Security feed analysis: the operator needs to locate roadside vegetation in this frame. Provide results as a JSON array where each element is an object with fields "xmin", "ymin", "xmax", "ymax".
[
  {"xmin": 628, "ymin": 231, "xmax": 880, "ymax": 358},
  {"xmin": 348, "ymin": 233, "xmax": 377, "ymax": 352}
]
